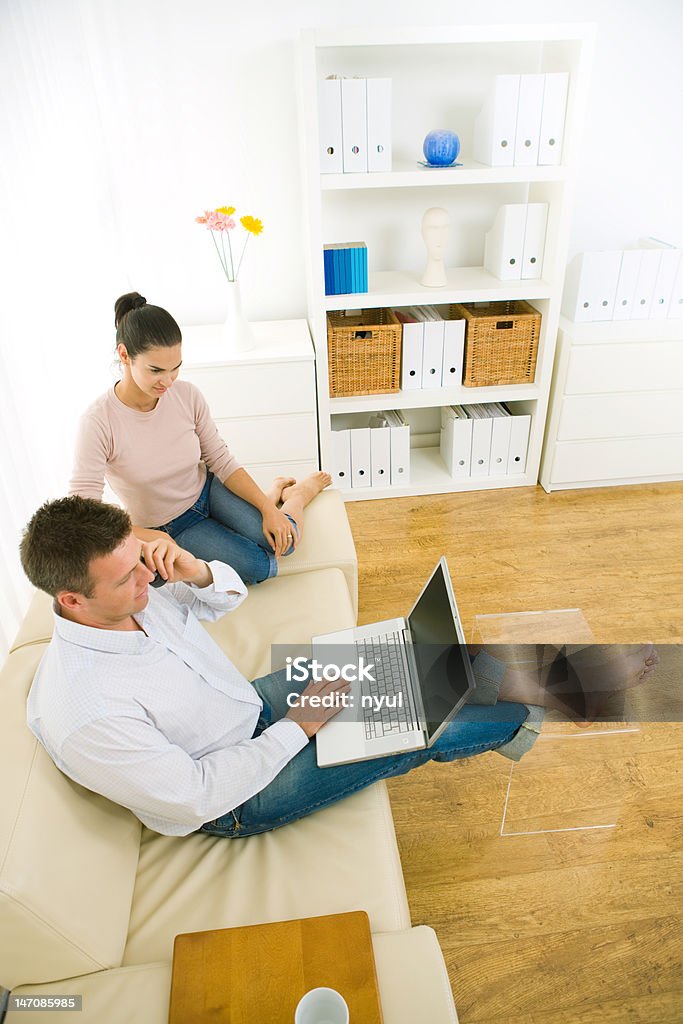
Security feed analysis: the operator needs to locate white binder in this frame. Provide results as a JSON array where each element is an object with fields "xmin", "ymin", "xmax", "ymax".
[
  {"xmin": 538, "ymin": 72, "xmax": 569, "ymax": 166},
  {"xmin": 668, "ymin": 254, "xmax": 683, "ymax": 319},
  {"xmin": 521, "ymin": 203, "xmax": 548, "ymax": 279},
  {"xmin": 341, "ymin": 78, "xmax": 368, "ymax": 173},
  {"xmin": 484, "ymin": 204, "xmax": 527, "ymax": 281},
  {"xmin": 473, "ymin": 74, "xmax": 520, "ymax": 167},
  {"xmin": 507, "ymin": 413, "xmax": 531, "ymax": 475},
  {"xmin": 463, "ymin": 406, "xmax": 493, "ymax": 476},
  {"xmin": 318, "ymin": 78, "xmax": 344, "ymax": 174},
  {"xmin": 420, "ymin": 309, "xmax": 444, "ymax": 388},
  {"xmin": 642, "ymin": 241, "xmax": 681, "ymax": 320},
  {"xmin": 440, "ymin": 407, "xmax": 472, "ymax": 479},
  {"xmin": 589, "ymin": 251, "xmax": 623, "ymax": 322},
  {"xmin": 440, "ymin": 316, "xmax": 465, "ymax": 386},
  {"xmin": 613, "ymin": 249, "xmax": 642, "ymax": 321},
  {"xmin": 385, "ymin": 411, "xmax": 410, "ymax": 485},
  {"xmin": 366, "ymin": 78, "xmax": 392, "ymax": 173},
  {"xmin": 394, "ymin": 309, "xmax": 423, "ymax": 389},
  {"xmin": 562, "ymin": 253, "xmax": 593, "ymax": 322},
  {"xmin": 489, "ymin": 407, "xmax": 512, "ymax": 475},
  {"xmin": 330, "ymin": 427, "xmax": 351, "ymax": 488},
  {"xmin": 350, "ymin": 427, "xmax": 371, "ymax": 487},
  {"xmin": 631, "ymin": 249, "xmax": 662, "ymax": 320},
  {"xmin": 514, "ymin": 74, "xmax": 545, "ymax": 166},
  {"xmin": 370, "ymin": 425, "xmax": 391, "ymax": 487}
]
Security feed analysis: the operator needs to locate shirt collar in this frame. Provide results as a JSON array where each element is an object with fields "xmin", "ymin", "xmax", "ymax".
[{"xmin": 52, "ymin": 600, "xmax": 152, "ymax": 653}]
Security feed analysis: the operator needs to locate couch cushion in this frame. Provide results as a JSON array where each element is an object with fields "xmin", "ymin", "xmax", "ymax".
[
  {"xmin": 123, "ymin": 782, "xmax": 410, "ymax": 965},
  {"xmin": 277, "ymin": 489, "xmax": 358, "ymax": 618},
  {"xmin": 0, "ymin": 645, "xmax": 141, "ymax": 991},
  {"xmin": 8, "ymin": 928, "xmax": 457, "ymax": 1023}
]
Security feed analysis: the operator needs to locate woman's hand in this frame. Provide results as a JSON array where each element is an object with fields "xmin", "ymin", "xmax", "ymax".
[
  {"xmin": 141, "ymin": 538, "xmax": 212, "ymax": 587},
  {"xmin": 261, "ymin": 503, "xmax": 296, "ymax": 558}
]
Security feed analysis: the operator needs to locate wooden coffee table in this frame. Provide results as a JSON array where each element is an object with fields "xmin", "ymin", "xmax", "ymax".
[{"xmin": 168, "ymin": 910, "xmax": 384, "ymax": 1023}]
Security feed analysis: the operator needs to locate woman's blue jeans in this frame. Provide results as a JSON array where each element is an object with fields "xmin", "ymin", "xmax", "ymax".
[
  {"xmin": 199, "ymin": 667, "xmax": 529, "ymax": 839},
  {"xmin": 155, "ymin": 473, "xmax": 296, "ymax": 584}
]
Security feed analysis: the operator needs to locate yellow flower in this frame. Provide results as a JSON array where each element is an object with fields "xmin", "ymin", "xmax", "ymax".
[
  {"xmin": 240, "ymin": 215, "xmax": 264, "ymax": 235},
  {"xmin": 216, "ymin": 206, "xmax": 236, "ymax": 216}
]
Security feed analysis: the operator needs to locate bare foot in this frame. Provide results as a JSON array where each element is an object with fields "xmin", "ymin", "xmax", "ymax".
[
  {"xmin": 264, "ymin": 475, "xmax": 296, "ymax": 506},
  {"xmin": 281, "ymin": 471, "xmax": 332, "ymax": 507}
]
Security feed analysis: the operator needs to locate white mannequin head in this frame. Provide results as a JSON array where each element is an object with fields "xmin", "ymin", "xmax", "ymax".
[{"xmin": 420, "ymin": 207, "xmax": 450, "ymax": 287}]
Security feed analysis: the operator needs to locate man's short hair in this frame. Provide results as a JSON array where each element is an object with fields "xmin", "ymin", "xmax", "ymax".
[{"xmin": 20, "ymin": 496, "xmax": 132, "ymax": 598}]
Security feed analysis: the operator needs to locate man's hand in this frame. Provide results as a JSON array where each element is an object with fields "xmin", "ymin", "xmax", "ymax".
[
  {"xmin": 285, "ymin": 676, "xmax": 351, "ymax": 739},
  {"xmin": 261, "ymin": 503, "xmax": 297, "ymax": 558},
  {"xmin": 141, "ymin": 538, "xmax": 212, "ymax": 588}
]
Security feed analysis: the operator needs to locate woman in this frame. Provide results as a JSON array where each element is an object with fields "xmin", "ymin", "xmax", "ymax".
[{"xmin": 69, "ymin": 292, "xmax": 331, "ymax": 584}]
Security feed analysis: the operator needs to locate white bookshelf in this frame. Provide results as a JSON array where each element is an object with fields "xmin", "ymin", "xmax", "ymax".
[{"xmin": 298, "ymin": 23, "xmax": 595, "ymax": 501}]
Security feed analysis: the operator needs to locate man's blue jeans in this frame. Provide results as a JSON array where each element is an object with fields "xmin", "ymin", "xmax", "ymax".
[
  {"xmin": 199, "ymin": 667, "xmax": 529, "ymax": 839},
  {"xmin": 156, "ymin": 472, "xmax": 296, "ymax": 584}
]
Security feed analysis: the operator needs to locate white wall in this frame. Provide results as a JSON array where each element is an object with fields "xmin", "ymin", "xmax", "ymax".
[{"xmin": 0, "ymin": 0, "xmax": 681, "ymax": 646}]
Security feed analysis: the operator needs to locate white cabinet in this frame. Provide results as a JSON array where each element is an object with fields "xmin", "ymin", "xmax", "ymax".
[
  {"xmin": 540, "ymin": 317, "xmax": 683, "ymax": 490},
  {"xmin": 180, "ymin": 320, "xmax": 319, "ymax": 490},
  {"xmin": 298, "ymin": 24, "xmax": 595, "ymax": 500}
]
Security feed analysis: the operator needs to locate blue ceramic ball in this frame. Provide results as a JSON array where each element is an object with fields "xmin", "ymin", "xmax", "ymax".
[{"xmin": 423, "ymin": 129, "xmax": 461, "ymax": 166}]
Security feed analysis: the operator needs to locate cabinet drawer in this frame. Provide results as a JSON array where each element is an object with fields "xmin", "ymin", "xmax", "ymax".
[
  {"xmin": 216, "ymin": 414, "xmax": 318, "ymax": 465},
  {"xmin": 557, "ymin": 392, "xmax": 683, "ymax": 441},
  {"xmin": 183, "ymin": 360, "xmax": 315, "ymax": 418},
  {"xmin": 566, "ymin": 342, "xmax": 683, "ymax": 394},
  {"xmin": 551, "ymin": 436, "xmax": 683, "ymax": 484}
]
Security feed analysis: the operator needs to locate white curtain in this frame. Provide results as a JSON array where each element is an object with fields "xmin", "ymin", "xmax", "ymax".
[{"xmin": 0, "ymin": 0, "xmax": 124, "ymax": 657}]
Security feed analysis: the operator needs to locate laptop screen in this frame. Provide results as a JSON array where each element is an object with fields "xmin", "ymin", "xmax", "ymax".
[{"xmin": 407, "ymin": 559, "xmax": 475, "ymax": 744}]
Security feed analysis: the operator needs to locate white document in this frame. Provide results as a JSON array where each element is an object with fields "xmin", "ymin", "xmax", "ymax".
[
  {"xmin": 330, "ymin": 427, "xmax": 351, "ymax": 488},
  {"xmin": 350, "ymin": 427, "xmax": 371, "ymax": 487},
  {"xmin": 420, "ymin": 309, "xmax": 445, "ymax": 388},
  {"xmin": 489, "ymin": 409, "xmax": 512, "ymax": 475},
  {"xmin": 589, "ymin": 250, "xmax": 623, "ymax": 322},
  {"xmin": 318, "ymin": 78, "xmax": 344, "ymax": 174},
  {"xmin": 366, "ymin": 78, "xmax": 392, "ymax": 173},
  {"xmin": 521, "ymin": 203, "xmax": 548, "ymax": 279},
  {"xmin": 394, "ymin": 308, "xmax": 423, "ymax": 389},
  {"xmin": 631, "ymin": 249, "xmax": 662, "ymax": 320},
  {"xmin": 473, "ymin": 74, "xmax": 520, "ymax": 167},
  {"xmin": 385, "ymin": 410, "xmax": 410, "ymax": 485},
  {"xmin": 462, "ymin": 406, "xmax": 493, "ymax": 477},
  {"xmin": 484, "ymin": 204, "xmax": 527, "ymax": 281},
  {"xmin": 341, "ymin": 77, "xmax": 368, "ymax": 173},
  {"xmin": 370, "ymin": 425, "xmax": 391, "ymax": 487},
  {"xmin": 440, "ymin": 317, "xmax": 465, "ymax": 386},
  {"xmin": 514, "ymin": 74, "xmax": 545, "ymax": 166},
  {"xmin": 613, "ymin": 249, "xmax": 642, "ymax": 321},
  {"xmin": 506, "ymin": 413, "xmax": 531, "ymax": 475},
  {"xmin": 538, "ymin": 72, "xmax": 569, "ymax": 165}
]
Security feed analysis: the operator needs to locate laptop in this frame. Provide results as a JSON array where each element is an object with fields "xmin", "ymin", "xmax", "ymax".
[{"xmin": 314, "ymin": 557, "xmax": 476, "ymax": 767}]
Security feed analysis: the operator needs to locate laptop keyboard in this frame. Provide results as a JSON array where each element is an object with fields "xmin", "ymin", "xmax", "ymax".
[{"xmin": 355, "ymin": 631, "xmax": 419, "ymax": 741}]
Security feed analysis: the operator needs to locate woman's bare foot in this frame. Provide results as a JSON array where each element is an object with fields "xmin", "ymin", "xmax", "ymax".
[
  {"xmin": 281, "ymin": 471, "xmax": 332, "ymax": 507},
  {"xmin": 264, "ymin": 475, "xmax": 296, "ymax": 506}
]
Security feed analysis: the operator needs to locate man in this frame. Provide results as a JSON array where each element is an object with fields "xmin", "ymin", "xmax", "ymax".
[{"xmin": 21, "ymin": 496, "xmax": 543, "ymax": 839}]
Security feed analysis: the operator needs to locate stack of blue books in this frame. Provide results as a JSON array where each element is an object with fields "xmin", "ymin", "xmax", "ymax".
[{"xmin": 323, "ymin": 242, "xmax": 368, "ymax": 295}]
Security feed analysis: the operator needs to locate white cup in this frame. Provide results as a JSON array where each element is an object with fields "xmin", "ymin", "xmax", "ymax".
[{"xmin": 294, "ymin": 986, "xmax": 349, "ymax": 1024}]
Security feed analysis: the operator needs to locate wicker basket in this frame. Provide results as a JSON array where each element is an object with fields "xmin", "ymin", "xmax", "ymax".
[
  {"xmin": 327, "ymin": 308, "xmax": 402, "ymax": 397},
  {"xmin": 449, "ymin": 300, "xmax": 541, "ymax": 387}
]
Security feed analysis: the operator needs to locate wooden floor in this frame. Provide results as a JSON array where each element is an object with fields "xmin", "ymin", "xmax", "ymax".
[{"xmin": 346, "ymin": 482, "xmax": 683, "ymax": 1024}]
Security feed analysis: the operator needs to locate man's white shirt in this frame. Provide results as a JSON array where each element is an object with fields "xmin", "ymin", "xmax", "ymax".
[{"xmin": 26, "ymin": 562, "xmax": 308, "ymax": 835}]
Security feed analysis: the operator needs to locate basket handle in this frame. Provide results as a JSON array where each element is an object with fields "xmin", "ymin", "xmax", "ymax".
[
  {"xmin": 495, "ymin": 320, "xmax": 514, "ymax": 330},
  {"xmin": 353, "ymin": 330, "xmax": 373, "ymax": 340}
]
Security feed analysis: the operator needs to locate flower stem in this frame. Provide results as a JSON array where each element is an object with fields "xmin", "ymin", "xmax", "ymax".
[
  {"xmin": 236, "ymin": 234, "xmax": 250, "ymax": 279},
  {"xmin": 226, "ymin": 231, "xmax": 235, "ymax": 280},
  {"xmin": 210, "ymin": 230, "xmax": 229, "ymax": 280}
]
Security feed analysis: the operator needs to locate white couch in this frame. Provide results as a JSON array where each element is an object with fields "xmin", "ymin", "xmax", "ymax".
[{"xmin": 0, "ymin": 491, "xmax": 458, "ymax": 1022}]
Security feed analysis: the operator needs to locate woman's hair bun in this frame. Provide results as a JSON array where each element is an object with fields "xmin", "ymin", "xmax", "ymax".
[{"xmin": 114, "ymin": 291, "xmax": 147, "ymax": 327}]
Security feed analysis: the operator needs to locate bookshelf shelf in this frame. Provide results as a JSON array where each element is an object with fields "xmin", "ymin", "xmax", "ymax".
[{"xmin": 298, "ymin": 23, "xmax": 594, "ymax": 501}]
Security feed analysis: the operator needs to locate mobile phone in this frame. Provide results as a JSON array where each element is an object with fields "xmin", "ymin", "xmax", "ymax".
[{"xmin": 141, "ymin": 554, "xmax": 167, "ymax": 588}]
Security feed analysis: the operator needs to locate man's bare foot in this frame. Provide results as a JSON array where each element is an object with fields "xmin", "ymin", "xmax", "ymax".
[
  {"xmin": 281, "ymin": 471, "xmax": 332, "ymax": 507},
  {"xmin": 264, "ymin": 475, "xmax": 296, "ymax": 505}
]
